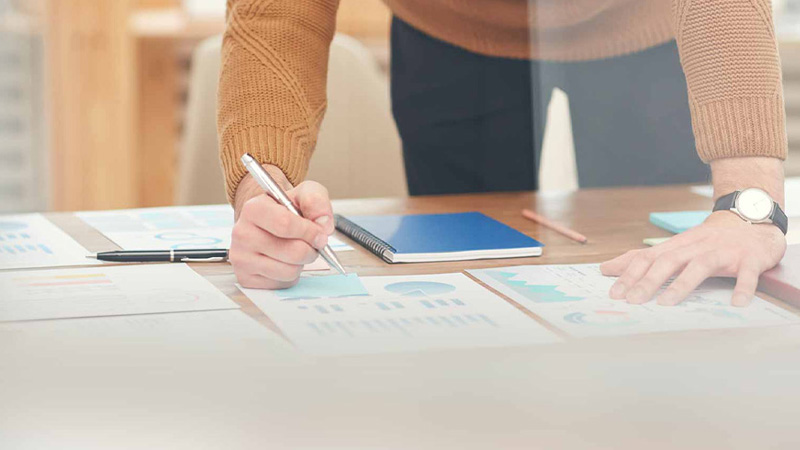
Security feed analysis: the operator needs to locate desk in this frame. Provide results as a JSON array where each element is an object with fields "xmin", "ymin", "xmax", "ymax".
[
  {"xmin": 47, "ymin": 184, "xmax": 799, "ymax": 338},
  {"xmin": 7, "ymin": 185, "xmax": 800, "ymax": 449}
]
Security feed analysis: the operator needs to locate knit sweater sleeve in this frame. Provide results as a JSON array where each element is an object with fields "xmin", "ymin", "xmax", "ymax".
[
  {"xmin": 218, "ymin": 0, "xmax": 339, "ymax": 202},
  {"xmin": 672, "ymin": 0, "xmax": 787, "ymax": 162}
]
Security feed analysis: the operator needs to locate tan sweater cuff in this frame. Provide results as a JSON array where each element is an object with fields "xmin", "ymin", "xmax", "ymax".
[
  {"xmin": 220, "ymin": 125, "xmax": 312, "ymax": 204},
  {"xmin": 690, "ymin": 95, "xmax": 788, "ymax": 163}
]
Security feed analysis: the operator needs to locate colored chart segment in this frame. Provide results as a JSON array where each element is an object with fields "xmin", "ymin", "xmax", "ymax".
[
  {"xmin": 384, "ymin": 281, "xmax": 456, "ymax": 297},
  {"xmin": 276, "ymin": 274, "xmax": 369, "ymax": 300},
  {"xmin": 563, "ymin": 310, "xmax": 637, "ymax": 327},
  {"xmin": 485, "ymin": 271, "xmax": 584, "ymax": 303},
  {"xmin": 0, "ymin": 221, "xmax": 28, "ymax": 232}
]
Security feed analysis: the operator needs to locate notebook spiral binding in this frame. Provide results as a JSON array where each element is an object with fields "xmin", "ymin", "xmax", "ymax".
[{"xmin": 334, "ymin": 215, "xmax": 394, "ymax": 262}]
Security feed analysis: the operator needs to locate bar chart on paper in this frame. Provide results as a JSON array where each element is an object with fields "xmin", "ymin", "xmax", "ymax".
[
  {"xmin": 0, "ymin": 214, "xmax": 97, "ymax": 270},
  {"xmin": 0, "ymin": 264, "xmax": 239, "ymax": 322},
  {"xmin": 469, "ymin": 264, "xmax": 800, "ymax": 338},
  {"xmin": 239, "ymin": 273, "xmax": 561, "ymax": 355}
]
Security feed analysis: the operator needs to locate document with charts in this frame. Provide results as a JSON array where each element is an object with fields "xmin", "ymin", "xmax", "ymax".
[
  {"xmin": 239, "ymin": 273, "xmax": 561, "ymax": 356},
  {"xmin": 0, "ymin": 214, "xmax": 96, "ymax": 270},
  {"xmin": 76, "ymin": 205, "xmax": 353, "ymax": 268},
  {"xmin": 0, "ymin": 310, "xmax": 284, "ymax": 345},
  {"xmin": 469, "ymin": 264, "xmax": 800, "ymax": 338},
  {"xmin": 0, "ymin": 264, "xmax": 239, "ymax": 322}
]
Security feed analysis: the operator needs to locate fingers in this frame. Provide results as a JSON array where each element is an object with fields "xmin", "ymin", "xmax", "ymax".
[
  {"xmin": 608, "ymin": 251, "xmax": 653, "ymax": 300},
  {"xmin": 291, "ymin": 181, "xmax": 335, "ymax": 235},
  {"xmin": 624, "ymin": 247, "xmax": 703, "ymax": 305},
  {"xmin": 241, "ymin": 195, "xmax": 328, "ymax": 249},
  {"xmin": 600, "ymin": 250, "xmax": 641, "ymax": 277},
  {"xmin": 229, "ymin": 250, "xmax": 304, "ymax": 285},
  {"xmin": 231, "ymin": 181, "xmax": 336, "ymax": 290},
  {"xmin": 232, "ymin": 223, "xmax": 318, "ymax": 265},
  {"xmin": 600, "ymin": 230, "xmax": 700, "ymax": 277},
  {"xmin": 236, "ymin": 272, "xmax": 299, "ymax": 290},
  {"xmin": 657, "ymin": 252, "xmax": 724, "ymax": 306},
  {"xmin": 732, "ymin": 261, "xmax": 761, "ymax": 307}
]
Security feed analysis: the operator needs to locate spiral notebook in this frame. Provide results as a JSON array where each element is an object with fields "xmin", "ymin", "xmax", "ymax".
[{"xmin": 334, "ymin": 212, "xmax": 543, "ymax": 264}]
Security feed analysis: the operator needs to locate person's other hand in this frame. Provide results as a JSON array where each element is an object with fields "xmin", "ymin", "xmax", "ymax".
[
  {"xmin": 229, "ymin": 164, "xmax": 334, "ymax": 289},
  {"xmin": 600, "ymin": 211, "xmax": 786, "ymax": 307}
]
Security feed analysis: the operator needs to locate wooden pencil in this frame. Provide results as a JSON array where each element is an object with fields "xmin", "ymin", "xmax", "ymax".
[{"xmin": 521, "ymin": 208, "xmax": 589, "ymax": 244}]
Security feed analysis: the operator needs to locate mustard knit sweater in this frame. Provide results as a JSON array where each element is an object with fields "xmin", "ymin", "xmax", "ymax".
[{"xmin": 218, "ymin": 0, "xmax": 788, "ymax": 202}]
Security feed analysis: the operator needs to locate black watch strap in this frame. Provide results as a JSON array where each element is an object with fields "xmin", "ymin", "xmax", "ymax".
[
  {"xmin": 712, "ymin": 191, "xmax": 738, "ymax": 212},
  {"xmin": 713, "ymin": 191, "xmax": 789, "ymax": 235},
  {"xmin": 773, "ymin": 203, "xmax": 789, "ymax": 235}
]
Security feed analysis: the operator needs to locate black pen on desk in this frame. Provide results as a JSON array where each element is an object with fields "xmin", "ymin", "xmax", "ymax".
[{"xmin": 88, "ymin": 249, "xmax": 229, "ymax": 263}]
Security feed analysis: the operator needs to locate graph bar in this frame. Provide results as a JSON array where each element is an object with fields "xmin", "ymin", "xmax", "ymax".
[
  {"xmin": 451, "ymin": 315, "xmax": 468, "ymax": 326},
  {"xmin": 308, "ymin": 322, "xmax": 323, "ymax": 335},
  {"xmin": 386, "ymin": 319, "xmax": 412, "ymax": 336},
  {"xmin": 334, "ymin": 321, "xmax": 354, "ymax": 337},
  {"xmin": 439, "ymin": 316, "xmax": 456, "ymax": 327},
  {"xmin": 479, "ymin": 314, "xmax": 498, "ymax": 327}
]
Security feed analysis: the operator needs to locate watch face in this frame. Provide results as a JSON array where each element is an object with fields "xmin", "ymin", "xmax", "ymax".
[{"xmin": 735, "ymin": 188, "xmax": 774, "ymax": 222}]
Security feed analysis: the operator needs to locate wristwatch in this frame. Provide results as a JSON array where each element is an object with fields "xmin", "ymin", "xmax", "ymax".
[{"xmin": 713, "ymin": 188, "xmax": 788, "ymax": 235}]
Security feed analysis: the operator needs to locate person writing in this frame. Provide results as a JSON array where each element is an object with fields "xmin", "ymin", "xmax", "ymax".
[{"xmin": 218, "ymin": 0, "xmax": 788, "ymax": 307}]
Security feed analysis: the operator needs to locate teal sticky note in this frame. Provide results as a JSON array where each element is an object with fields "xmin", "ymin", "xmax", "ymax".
[
  {"xmin": 649, "ymin": 211, "xmax": 710, "ymax": 234},
  {"xmin": 276, "ymin": 274, "xmax": 368, "ymax": 300}
]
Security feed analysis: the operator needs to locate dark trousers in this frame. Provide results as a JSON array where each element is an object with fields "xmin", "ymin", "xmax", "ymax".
[{"xmin": 390, "ymin": 18, "xmax": 710, "ymax": 196}]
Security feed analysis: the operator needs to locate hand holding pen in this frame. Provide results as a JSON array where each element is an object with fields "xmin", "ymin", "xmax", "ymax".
[{"xmin": 226, "ymin": 154, "xmax": 344, "ymax": 289}]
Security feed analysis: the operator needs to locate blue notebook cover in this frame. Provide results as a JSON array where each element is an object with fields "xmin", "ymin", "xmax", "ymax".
[
  {"xmin": 335, "ymin": 212, "xmax": 543, "ymax": 263},
  {"xmin": 649, "ymin": 211, "xmax": 710, "ymax": 234}
]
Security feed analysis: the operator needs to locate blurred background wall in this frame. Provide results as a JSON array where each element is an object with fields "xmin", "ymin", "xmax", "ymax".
[{"xmin": 0, "ymin": 0, "xmax": 799, "ymax": 213}]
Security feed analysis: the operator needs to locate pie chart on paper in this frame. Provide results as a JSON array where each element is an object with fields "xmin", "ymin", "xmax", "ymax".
[{"xmin": 384, "ymin": 281, "xmax": 456, "ymax": 297}]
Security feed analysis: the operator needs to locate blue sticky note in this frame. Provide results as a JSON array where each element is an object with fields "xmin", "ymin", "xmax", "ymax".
[
  {"xmin": 276, "ymin": 274, "xmax": 368, "ymax": 300},
  {"xmin": 649, "ymin": 211, "xmax": 710, "ymax": 234}
]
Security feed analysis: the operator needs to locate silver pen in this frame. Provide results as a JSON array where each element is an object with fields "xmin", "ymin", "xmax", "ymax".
[{"xmin": 240, "ymin": 153, "xmax": 346, "ymax": 275}]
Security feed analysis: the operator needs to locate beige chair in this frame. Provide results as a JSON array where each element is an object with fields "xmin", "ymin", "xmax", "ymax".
[{"xmin": 177, "ymin": 34, "xmax": 407, "ymax": 205}]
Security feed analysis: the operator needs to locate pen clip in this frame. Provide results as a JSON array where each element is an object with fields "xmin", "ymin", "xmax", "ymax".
[{"xmin": 180, "ymin": 257, "xmax": 227, "ymax": 263}]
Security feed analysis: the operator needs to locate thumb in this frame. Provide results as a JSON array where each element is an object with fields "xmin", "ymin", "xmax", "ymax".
[{"xmin": 290, "ymin": 181, "xmax": 334, "ymax": 235}]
